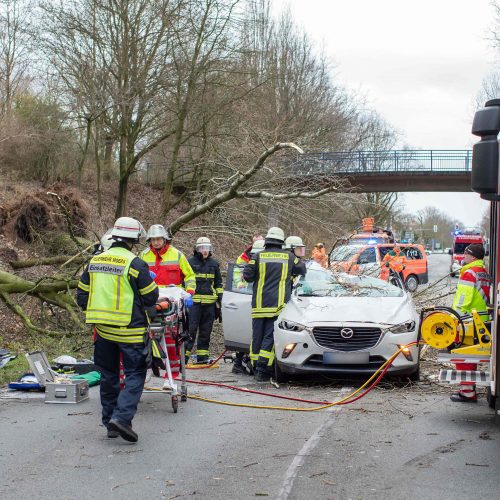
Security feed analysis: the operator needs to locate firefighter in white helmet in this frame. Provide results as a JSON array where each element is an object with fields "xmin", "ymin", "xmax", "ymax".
[
  {"xmin": 77, "ymin": 217, "xmax": 158, "ymax": 442},
  {"xmin": 140, "ymin": 224, "xmax": 195, "ymax": 388},
  {"xmin": 285, "ymin": 236, "xmax": 306, "ymax": 259},
  {"xmin": 243, "ymin": 227, "xmax": 306, "ymax": 382},
  {"xmin": 186, "ymin": 237, "xmax": 223, "ymax": 364}
]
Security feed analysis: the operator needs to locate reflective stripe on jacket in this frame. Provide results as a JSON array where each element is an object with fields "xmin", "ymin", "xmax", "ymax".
[
  {"xmin": 452, "ymin": 259, "xmax": 490, "ymax": 316},
  {"xmin": 140, "ymin": 244, "xmax": 196, "ymax": 292},
  {"xmin": 188, "ymin": 252, "xmax": 223, "ymax": 304},
  {"xmin": 243, "ymin": 247, "xmax": 306, "ymax": 318},
  {"xmin": 77, "ymin": 243, "xmax": 159, "ymax": 343}
]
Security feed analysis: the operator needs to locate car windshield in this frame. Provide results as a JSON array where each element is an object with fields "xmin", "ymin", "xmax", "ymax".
[
  {"xmin": 297, "ymin": 269, "xmax": 403, "ymax": 298},
  {"xmin": 329, "ymin": 245, "xmax": 362, "ymax": 262}
]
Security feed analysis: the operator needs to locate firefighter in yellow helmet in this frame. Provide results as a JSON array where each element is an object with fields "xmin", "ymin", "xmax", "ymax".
[
  {"xmin": 243, "ymin": 227, "xmax": 306, "ymax": 382},
  {"xmin": 77, "ymin": 217, "xmax": 159, "ymax": 443}
]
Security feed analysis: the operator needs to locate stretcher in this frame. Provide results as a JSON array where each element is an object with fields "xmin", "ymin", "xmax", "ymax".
[{"xmin": 142, "ymin": 286, "xmax": 189, "ymax": 413}]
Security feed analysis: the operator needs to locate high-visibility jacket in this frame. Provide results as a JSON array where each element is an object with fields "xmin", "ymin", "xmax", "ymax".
[
  {"xmin": 243, "ymin": 246, "xmax": 306, "ymax": 318},
  {"xmin": 383, "ymin": 250, "xmax": 407, "ymax": 273},
  {"xmin": 453, "ymin": 259, "xmax": 490, "ymax": 317},
  {"xmin": 77, "ymin": 243, "xmax": 159, "ymax": 343},
  {"xmin": 139, "ymin": 244, "xmax": 196, "ymax": 293},
  {"xmin": 188, "ymin": 252, "xmax": 223, "ymax": 304}
]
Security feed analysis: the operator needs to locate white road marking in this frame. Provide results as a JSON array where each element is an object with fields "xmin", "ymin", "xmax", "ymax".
[{"xmin": 276, "ymin": 386, "xmax": 351, "ymax": 500}]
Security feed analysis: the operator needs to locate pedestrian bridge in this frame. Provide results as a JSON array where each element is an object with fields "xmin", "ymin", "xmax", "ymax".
[{"xmin": 291, "ymin": 150, "xmax": 472, "ymax": 192}]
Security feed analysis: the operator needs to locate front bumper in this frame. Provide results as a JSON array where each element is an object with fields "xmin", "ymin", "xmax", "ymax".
[{"xmin": 274, "ymin": 325, "xmax": 419, "ymax": 376}]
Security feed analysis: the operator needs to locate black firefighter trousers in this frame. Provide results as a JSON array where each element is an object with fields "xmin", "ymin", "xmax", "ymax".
[
  {"xmin": 94, "ymin": 335, "xmax": 147, "ymax": 428},
  {"xmin": 187, "ymin": 302, "xmax": 216, "ymax": 360},
  {"xmin": 251, "ymin": 317, "xmax": 277, "ymax": 376}
]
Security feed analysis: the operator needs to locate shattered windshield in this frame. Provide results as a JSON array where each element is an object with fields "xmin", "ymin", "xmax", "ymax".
[
  {"xmin": 297, "ymin": 269, "xmax": 403, "ymax": 298},
  {"xmin": 329, "ymin": 245, "xmax": 362, "ymax": 262}
]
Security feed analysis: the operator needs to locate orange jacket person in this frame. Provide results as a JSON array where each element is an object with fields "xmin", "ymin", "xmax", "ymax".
[
  {"xmin": 311, "ymin": 243, "xmax": 328, "ymax": 268},
  {"xmin": 382, "ymin": 245, "xmax": 407, "ymax": 281}
]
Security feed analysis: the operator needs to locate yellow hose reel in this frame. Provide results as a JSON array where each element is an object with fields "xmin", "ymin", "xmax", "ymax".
[{"xmin": 420, "ymin": 312, "xmax": 459, "ymax": 349}]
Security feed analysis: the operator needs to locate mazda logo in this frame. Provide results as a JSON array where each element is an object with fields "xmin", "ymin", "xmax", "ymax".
[{"xmin": 340, "ymin": 328, "xmax": 354, "ymax": 339}]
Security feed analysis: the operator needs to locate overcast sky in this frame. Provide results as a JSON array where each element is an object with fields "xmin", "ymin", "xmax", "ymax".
[{"xmin": 275, "ymin": 0, "xmax": 497, "ymax": 227}]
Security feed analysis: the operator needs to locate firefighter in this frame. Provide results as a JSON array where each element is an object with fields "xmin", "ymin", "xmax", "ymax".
[
  {"xmin": 140, "ymin": 224, "xmax": 195, "ymax": 388},
  {"xmin": 77, "ymin": 217, "xmax": 159, "ymax": 443},
  {"xmin": 451, "ymin": 243, "xmax": 491, "ymax": 403},
  {"xmin": 186, "ymin": 237, "xmax": 223, "ymax": 364},
  {"xmin": 232, "ymin": 238, "xmax": 265, "ymax": 375},
  {"xmin": 285, "ymin": 236, "xmax": 306, "ymax": 259},
  {"xmin": 243, "ymin": 227, "xmax": 306, "ymax": 382},
  {"xmin": 311, "ymin": 243, "xmax": 328, "ymax": 268},
  {"xmin": 382, "ymin": 244, "xmax": 408, "ymax": 284}
]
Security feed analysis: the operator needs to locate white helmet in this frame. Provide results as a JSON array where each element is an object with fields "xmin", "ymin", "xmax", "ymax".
[
  {"xmin": 111, "ymin": 217, "xmax": 145, "ymax": 242},
  {"xmin": 100, "ymin": 228, "xmax": 114, "ymax": 251},
  {"xmin": 285, "ymin": 236, "xmax": 305, "ymax": 249},
  {"xmin": 250, "ymin": 239, "xmax": 265, "ymax": 255},
  {"xmin": 265, "ymin": 226, "xmax": 285, "ymax": 242},
  {"xmin": 195, "ymin": 236, "xmax": 212, "ymax": 253},
  {"xmin": 146, "ymin": 224, "xmax": 171, "ymax": 242}
]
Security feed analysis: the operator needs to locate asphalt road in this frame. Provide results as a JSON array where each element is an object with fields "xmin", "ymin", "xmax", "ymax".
[{"xmin": 1, "ymin": 253, "xmax": 498, "ymax": 500}]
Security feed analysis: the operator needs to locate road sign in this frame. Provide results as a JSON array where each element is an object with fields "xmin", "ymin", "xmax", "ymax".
[
  {"xmin": 404, "ymin": 231, "xmax": 414, "ymax": 241},
  {"xmin": 433, "ymin": 225, "xmax": 438, "ymax": 233}
]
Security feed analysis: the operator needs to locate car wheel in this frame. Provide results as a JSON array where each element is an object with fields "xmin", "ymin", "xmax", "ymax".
[
  {"xmin": 274, "ymin": 361, "xmax": 289, "ymax": 384},
  {"xmin": 405, "ymin": 274, "xmax": 419, "ymax": 292},
  {"xmin": 408, "ymin": 365, "xmax": 420, "ymax": 381}
]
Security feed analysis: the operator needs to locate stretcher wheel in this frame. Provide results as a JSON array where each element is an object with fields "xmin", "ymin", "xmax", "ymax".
[
  {"xmin": 181, "ymin": 387, "xmax": 187, "ymax": 402},
  {"xmin": 172, "ymin": 395, "xmax": 178, "ymax": 413}
]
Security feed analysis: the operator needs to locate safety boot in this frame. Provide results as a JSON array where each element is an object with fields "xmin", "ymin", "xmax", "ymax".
[
  {"xmin": 254, "ymin": 371, "xmax": 270, "ymax": 383},
  {"xmin": 232, "ymin": 361, "xmax": 246, "ymax": 375},
  {"xmin": 107, "ymin": 428, "xmax": 119, "ymax": 438},
  {"xmin": 108, "ymin": 419, "xmax": 138, "ymax": 443},
  {"xmin": 450, "ymin": 392, "xmax": 477, "ymax": 403}
]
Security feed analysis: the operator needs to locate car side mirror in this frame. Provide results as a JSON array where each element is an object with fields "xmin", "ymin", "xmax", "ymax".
[
  {"xmin": 485, "ymin": 250, "xmax": 490, "ymax": 256},
  {"xmin": 448, "ymin": 249, "xmax": 452, "ymax": 255}
]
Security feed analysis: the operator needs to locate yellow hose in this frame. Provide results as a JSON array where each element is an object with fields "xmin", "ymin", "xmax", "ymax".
[{"xmin": 187, "ymin": 345, "xmax": 410, "ymax": 412}]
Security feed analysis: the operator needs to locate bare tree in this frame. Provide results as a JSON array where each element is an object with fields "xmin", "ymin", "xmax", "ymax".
[{"xmin": 40, "ymin": 0, "xmax": 183, "ymax": 217}]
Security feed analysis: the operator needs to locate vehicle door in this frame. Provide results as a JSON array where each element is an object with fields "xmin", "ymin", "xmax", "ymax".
[
  {"xmin": 221, "ymin": 263, "xmax": 253, "ymax": 352},
  {"xmin": 354, "ymin": 246, "xmax": 379, "ymax": 278},
  {"xmin": 402, "ymin": 246, "xmax": 428, "ymax": 283}
]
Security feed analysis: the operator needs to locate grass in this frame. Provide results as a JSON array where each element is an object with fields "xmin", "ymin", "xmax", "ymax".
[{"xmin": 0, "ymin": 356, "xmax": 30, "ymax": 386}]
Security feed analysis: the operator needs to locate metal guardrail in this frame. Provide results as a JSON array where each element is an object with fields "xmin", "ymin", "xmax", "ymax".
[{"xmin": 291, "ymin": 150, "xmax": 472, "ymax": 175}]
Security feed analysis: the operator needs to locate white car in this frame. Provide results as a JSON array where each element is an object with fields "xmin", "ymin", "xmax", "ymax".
[{"xmin": 222, "ymin": 261, "xmax": 420, "ymax": 381}]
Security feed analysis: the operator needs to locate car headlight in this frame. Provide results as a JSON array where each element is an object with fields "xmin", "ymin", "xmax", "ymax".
[
  {"xmin": 278, "ymin": 320, "xmax": 311, "ymax": 333},
  {"xmin": 384, "ymin": 320, "xmax": 416, "ymax": 334}
]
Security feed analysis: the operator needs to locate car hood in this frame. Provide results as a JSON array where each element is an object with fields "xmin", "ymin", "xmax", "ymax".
[{"xmin": 282, "ymin": 295, "xmax": 415, "ymax": 326}]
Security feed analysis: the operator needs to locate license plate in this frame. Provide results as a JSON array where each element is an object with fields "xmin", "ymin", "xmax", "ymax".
[{"xmin": 323, "ymin": 351, "xmax": 370, "ymax": 365}]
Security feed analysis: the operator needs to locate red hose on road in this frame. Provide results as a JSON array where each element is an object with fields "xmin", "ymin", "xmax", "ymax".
[{"xmin": 179, "ymin": 341, "xmax": 419, "ymax": 406}]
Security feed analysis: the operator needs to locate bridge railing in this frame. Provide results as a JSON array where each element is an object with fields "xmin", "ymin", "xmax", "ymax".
[{"xmin": 291, "ymin": 150, "xmax": 472, "ymax": 175}]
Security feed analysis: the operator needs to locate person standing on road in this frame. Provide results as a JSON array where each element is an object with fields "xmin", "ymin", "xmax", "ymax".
[
  {"xmin": 232, "ymin": 237, "xmax": 265, "ymax": 375},
  {"xmin": 186, "ymin": 237, "xmax": 223, "ymax": 364},
  {"xmin": 382, "ymin": 244, "xmax": 408, "ymax": 284},
  {"xmin": 140, "ymin": 224, "xmax": 195, "ymax": 386},
  {"xmin": 450, "ymin": 243, "xmax": 491, "ymax": 403},
  {"xmin": 243, "ymin": 227, "xmax": 306, "ymax": 382},
  {"xmin": 77, "ymin": 217, "xmax": 159, "ymax": 442}
]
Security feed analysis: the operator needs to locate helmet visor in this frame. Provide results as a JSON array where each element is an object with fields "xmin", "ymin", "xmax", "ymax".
[{"xmin": 196, "ymin": 244, "xmax": 212, "ymax": 253}]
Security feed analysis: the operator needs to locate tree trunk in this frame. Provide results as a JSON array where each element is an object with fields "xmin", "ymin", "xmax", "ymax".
[{"xmin": 115, "ymin": 174, "xmax": 129, "ymax": 218}]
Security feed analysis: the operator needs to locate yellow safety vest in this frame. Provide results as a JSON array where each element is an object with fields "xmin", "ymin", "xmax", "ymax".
[{"xmin": 86, "ymin": 246, "xmax": 136, "ymax": 334}]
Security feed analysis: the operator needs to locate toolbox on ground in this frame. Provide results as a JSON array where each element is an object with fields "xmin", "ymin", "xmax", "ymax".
[{"xmin": 25, "ymin": 351, "xmax": 90, "ymax": 404}]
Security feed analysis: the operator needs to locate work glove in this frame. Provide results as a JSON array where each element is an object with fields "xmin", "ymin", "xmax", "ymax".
[
  {"xmin": 184, "ymin": 295, "xmax": 194, "ymax": 309},
  {"xmin": 215, "ymin": 301, "xmax": 222, "ymax": 323}
]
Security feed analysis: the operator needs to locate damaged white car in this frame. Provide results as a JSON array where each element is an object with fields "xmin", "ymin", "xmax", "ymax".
[{"xmin": 222, "ymin": 262, "xmax": 420, "ymax": 381}]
